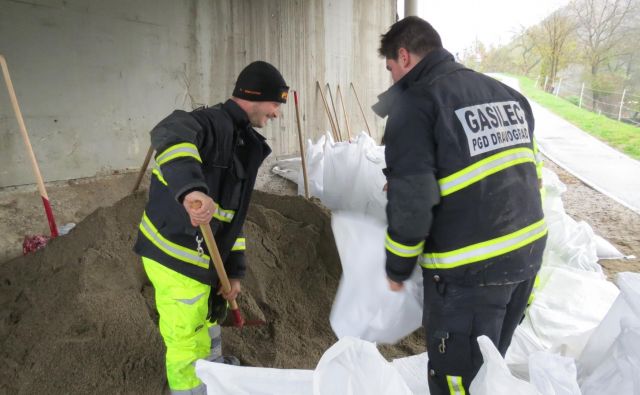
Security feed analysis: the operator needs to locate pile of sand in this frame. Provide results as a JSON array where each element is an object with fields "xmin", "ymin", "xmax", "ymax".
[{"xmin": 0, "ymin": 190, "xmax": 423, "ymax": 393}]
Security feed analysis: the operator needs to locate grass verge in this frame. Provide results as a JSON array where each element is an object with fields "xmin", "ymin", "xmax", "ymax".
[{"xmin": 516, "ymin": 75, "xmax": 640, "ymax": 160}]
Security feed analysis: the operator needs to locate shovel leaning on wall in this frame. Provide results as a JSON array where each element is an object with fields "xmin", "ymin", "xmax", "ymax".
[{"xmin": 0, "ymin": 54, "xmax": 75, "ymax": 254}]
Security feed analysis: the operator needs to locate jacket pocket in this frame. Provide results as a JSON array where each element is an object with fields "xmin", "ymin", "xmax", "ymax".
[{"xmin": 219, "ymin": 155, "xmax": 246, "ymax": 211}]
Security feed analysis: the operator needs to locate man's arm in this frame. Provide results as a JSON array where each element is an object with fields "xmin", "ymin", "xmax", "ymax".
[
  {"xmin": 384, "ymin": 97, "xmax": 440, "ymax": 288},
  {"xmin": 150, "ymin": 110, "xmax": 216, "ymax": 225}
]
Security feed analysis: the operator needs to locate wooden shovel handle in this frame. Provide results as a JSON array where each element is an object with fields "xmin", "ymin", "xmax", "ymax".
[
  {"xmin": 190, "ymin": 200, "xmax": 239, "ymax": 311},
  {"xmin": 132, "ymin": 145, "xmax": 154, "ymax": 193},
  {"xmin": 1, "ymin": 54, "xmax": 59, "ymax": 237}
]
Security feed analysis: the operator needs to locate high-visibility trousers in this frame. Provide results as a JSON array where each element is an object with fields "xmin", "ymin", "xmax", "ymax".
[{"xmin": 143, "ymin": 257, "xmax": 219, "ymax": 395}]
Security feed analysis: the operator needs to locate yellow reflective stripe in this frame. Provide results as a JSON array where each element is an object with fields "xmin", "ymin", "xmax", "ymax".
[
  {"xmin": 533, "ymin": 140, "xmax": 543, "ymax": 178},
  {"xmin": 152, "ymin": 163, "xmax": 168, "ymax": 186},
  {"xmin": 438, "ymin": 148, "xmax": 536, "ymax": 197},
  {"xmin": 139, "ymin": 212, "xmax": 210, "ymax": 269},
  {"xmin": 420, "ymin": 219, "xmax": 547, "ymax": 269},
  {"xmin": 213, "ymin": 206, "xmax": 235, "ymax": 223},
  {"xmin": 446, "ymin": 375, "xmax": 466, "ymax": 395},
  {"xmin": 156, "ymin": 143, "xmax": 202, "ymax": 166},
  {"xmin": 231, "ymin": 237, "xmax": 246, "ymax": 251},
  {"xmin": 385, "ymin": 233, "xmax": 425, "ymax": 258},
  {"xmin": 528, "ymin": 274, "xmax": 541, "ymax": 305},
  {"xmin": 151, "ymin": 165, "xmax": 235, "ymax": 223}
]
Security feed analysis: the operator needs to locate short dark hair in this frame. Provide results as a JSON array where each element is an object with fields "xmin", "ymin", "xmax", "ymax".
[{"xmin": 378, "ymin": 16, "xmax": 442, "ymax": 59}]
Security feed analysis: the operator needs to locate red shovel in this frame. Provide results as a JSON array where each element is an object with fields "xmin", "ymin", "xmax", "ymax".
[{"xmin": 1, "ymin": 55, "xmax": 62, "ymax": 254}]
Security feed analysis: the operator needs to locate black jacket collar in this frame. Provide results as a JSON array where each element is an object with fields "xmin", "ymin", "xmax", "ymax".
[
  {"xmin": 222, "ymin": 99, "xmax": 251, "ymax": 129},
  {"xmin": 372, "ymin": 48, "xmax": 456, "ymax": 118}
]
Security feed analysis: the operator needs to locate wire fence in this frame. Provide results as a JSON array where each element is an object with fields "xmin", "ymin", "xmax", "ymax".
[{"xmin": 534, "ymin": 76, "xmax": 640, "ymax": 127}]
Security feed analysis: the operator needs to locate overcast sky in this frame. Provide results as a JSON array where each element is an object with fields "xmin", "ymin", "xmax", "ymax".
[{"xmin": 398, "ymin": 0, "xmax": 571, "ymax": 56}]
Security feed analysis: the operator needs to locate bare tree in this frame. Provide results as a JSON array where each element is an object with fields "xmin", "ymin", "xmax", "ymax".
[
  {"xmin": 527, "ymin": 9, "xmax": 576, "ymax": 92},
  {"xmin": 571, "ymin": 0, "xmax": 637, "ymax": 106},
  {"xmin": 513, "ymin": 25, "xmax": 542, "ymax": 75}
]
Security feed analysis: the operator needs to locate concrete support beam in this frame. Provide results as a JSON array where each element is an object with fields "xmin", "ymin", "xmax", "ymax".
[{"xmin": 405, "ymin": 0, "xmax": 420, "ymax": 17}]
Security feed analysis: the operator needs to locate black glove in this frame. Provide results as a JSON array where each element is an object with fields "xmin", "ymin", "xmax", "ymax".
[{"xmin": 206, "ymin": 286, "xmax": 228, "ymax": 324}]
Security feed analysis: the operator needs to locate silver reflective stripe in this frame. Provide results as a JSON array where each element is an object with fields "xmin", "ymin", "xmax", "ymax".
[
  {"xmin": 156, "ymin": 143, "xmax": 202, "ymax": 166},
  {"xmin": 171, "ymin": 384, "xmax": 206, "ymax": 395},
  {"xmin": 175, "ymin": 292, "xmax": 206, "ymax": 306},
  {"xmin": 139, "ymin": 213, "xmax": 210, "ymax": 268},
  {"xmin": 385, "ymin": 233, "xmax": 424, "ymax": 258},
  {"xmin": 213, "ymin": 206, "xmax": 235, "ymax": 223},
  {"xmin": 446, "ymin": 375, "xmax": 466, "ymax": 395},
  {"xmin": 439, "ymin": 149, "xmax": 536, "ymax": 196},
  {"xmin": 208, "ymin": 325, "xmax": 222, "ymax": 361},
  {"xmin": 421, "ymin": 219, "xmax": 547, "ymax": 269}
]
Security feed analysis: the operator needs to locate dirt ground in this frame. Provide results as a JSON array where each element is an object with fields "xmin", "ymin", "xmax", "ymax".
[
  {"xmin": 0, "ymin": 159, "xmax": 423, "ymax": 394},
  {"xmin": 542, "ymin": 159, "xmax": 640, "ymax": 276},
  {"xmin": 1, "ymin": 157, "xmax": 638, "ymax": 393}
]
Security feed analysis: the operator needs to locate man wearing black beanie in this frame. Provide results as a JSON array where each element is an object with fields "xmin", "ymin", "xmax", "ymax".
[{"xmin": 134, "ymin": 61, "xmax": 288, "ymax": 395}]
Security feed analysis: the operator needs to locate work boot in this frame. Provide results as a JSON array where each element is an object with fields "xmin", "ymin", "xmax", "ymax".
[{"xmin": 207, "ymin": 325, "xmax": 240, "ymax": 366}]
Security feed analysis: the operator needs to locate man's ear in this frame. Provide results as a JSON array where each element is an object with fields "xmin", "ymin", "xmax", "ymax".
[{"xmin": 398, "ymin": 47, "xmax": 410, "ymax": 68}]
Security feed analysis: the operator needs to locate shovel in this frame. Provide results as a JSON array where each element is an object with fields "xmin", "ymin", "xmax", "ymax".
[
  {"xmin": 1, "ymin": 54, "xmax": 75, "ymax": 254},
  {"xmin": 191, "ymin": 200, "xmax": 264, "ymax": 329}
]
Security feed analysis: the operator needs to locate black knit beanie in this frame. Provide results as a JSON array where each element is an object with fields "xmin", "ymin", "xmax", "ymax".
[{"xmin": 233, "ymin": 61, "xmax": 289, "ymax": 103}]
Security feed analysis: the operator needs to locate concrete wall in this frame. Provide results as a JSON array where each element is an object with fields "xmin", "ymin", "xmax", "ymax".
[{"xmin": 0, "ymin": 0, "xmax": 395, "ymax": 187}]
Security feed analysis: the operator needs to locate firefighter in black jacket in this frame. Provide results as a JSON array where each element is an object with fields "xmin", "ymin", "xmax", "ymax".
[
  {"xmin": 373, "ymin": 17, "xmax": 546, "ymax": 395},
  {"xmin": 134, "ymin": 61, "xmax": 288, "ymax": 395}
]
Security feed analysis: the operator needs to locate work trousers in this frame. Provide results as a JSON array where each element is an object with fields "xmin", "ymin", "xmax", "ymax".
[
  {"xmin": 423, "ymin": 271, "xmax": 536, "ymax": 395},
  {"xmin": 143, "ymin": 257, "xmax": 222, "ymax": 395}
]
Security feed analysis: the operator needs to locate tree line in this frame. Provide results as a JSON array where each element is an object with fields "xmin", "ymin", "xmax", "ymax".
[{"xmin": 462, "ymin": 0, "xmax": 640, "ymax": 124}]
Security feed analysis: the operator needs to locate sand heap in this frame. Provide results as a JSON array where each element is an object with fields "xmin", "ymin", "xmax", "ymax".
[{"xmin": 0, "ymin": 190, "xmax": 423, "ymax": 393}]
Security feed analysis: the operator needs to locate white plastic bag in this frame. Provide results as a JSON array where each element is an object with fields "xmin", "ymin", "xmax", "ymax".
[
  {"xmin": 580, "ymin": 323, "xmax": 640, "ymax": 395},
  {"xmin": 330, "ymin": 212, "xmax": 423, "ymax": 344},
  {"xmin": 528, "ymin": 351, "xmax": 581, "ymax": 395},
  {"xmin": 195, "ymin": 360, "xmax": 313, "ymax": 395},
  {"xmin": 593, "ymin": 234, "xmax": 625, "ymax": 260},
  {"xmin": 271, "ymin": 157, "xmax": 301, "ymax": 184},
  {"xmin": 506, "ymin": 266, "xmax": 619, "ymax": 375},
  {"xmin": 541, "ymin": 168, "xmax": 602, "ymax": 273},
  {"xmin": 297, "ymin": 134, "xmax": 329, "ymax": 199},
  {"xmin": 578, "ymin": 272, "xmax": 640, "ymax": 380},
  {"xmin": 322, "ymin": 132, "xmax": 387, "ymax": 222},
  {"xmin": 470, "ymin": 336, "xmax": 541, "ymax": 395},
  {"xmin": 313, "ymin": 337, "xmax": 412, "ymax": 395},
  {"xmin": 391, "ymin": 352, "xmax": 430, "ymax": 395}
]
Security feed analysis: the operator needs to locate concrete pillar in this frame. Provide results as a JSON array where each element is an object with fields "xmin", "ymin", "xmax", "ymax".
[{"xmin": 405, "ymin": 0, "xmax": 419, "ymax": 17}]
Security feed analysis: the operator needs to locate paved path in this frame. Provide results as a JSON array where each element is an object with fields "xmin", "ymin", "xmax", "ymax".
[{"xmin": 497, "ymin": 75, "xmax": 640, "ymax": 215}]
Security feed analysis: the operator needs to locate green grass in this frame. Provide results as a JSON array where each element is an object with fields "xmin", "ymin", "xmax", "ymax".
[{"xmin": 515, "ymin": 75, "xmax": 640, "ymax": 160}]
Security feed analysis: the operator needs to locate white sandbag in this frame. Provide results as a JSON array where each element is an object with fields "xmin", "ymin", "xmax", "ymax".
[
  {"xmin": 578, "ymin": 272, "xmax": 640, "ymax": 380},
  {"xmin": 391, "ymin": 352, "xmax": 430, "ymax": 395},
  {"xmin": 506, "ymin": 266, "xmax": 619, "ymax": 372},
  {"xmin": 579, "ymin": 323, "xmax": 640, "ymax": 395},
  {"xmin": 528, "ymin": 352, "xmax": 581, "ymax": 395},
  {"xmin": 541, "ymin": 168, "xmax": 602, "ymax": 273},
  {"xmin": 470, "ymin": 336, "xmax": 541, "ymax": 395},
  {"xmin": 272, "ymin": 157, "xmax": 301, "ymax": 184},
  {"xmin": 313, "ymin": 336, "xmax": 412, "ymax": 395},
  {"xmin": 330, "ymin": 212, "xmax": 423, "ymax": 344},
  {"xmin": 322, "ymin": 132, "xmax": 387, "ymax": 222},
  {"xmin": 195, "ymin": 360, "xmax": 313, "ymax": 395},
  {"xmin": 297, "ymin": 134, "xmax": 329, "ymax": 199},
  {"xmin": 506, "ymin": 322, "xmax": 547, "ymax": 380},
  {"xmin": 593, "ymin": 234, "xmax": 626, "ymax": 260},
  {"xmin": 272, "ymin": 133, "xmax": 329, "ymax": 199}
]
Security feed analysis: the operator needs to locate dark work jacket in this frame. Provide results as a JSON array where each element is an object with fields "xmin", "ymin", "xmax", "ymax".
[
  {"xmin": 134, "ymin": 99, "xmax": 271, "ymax": 285},
  {"xmin": 374, "ymin": 48, "xmax": 546, "ymax": 286}
]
